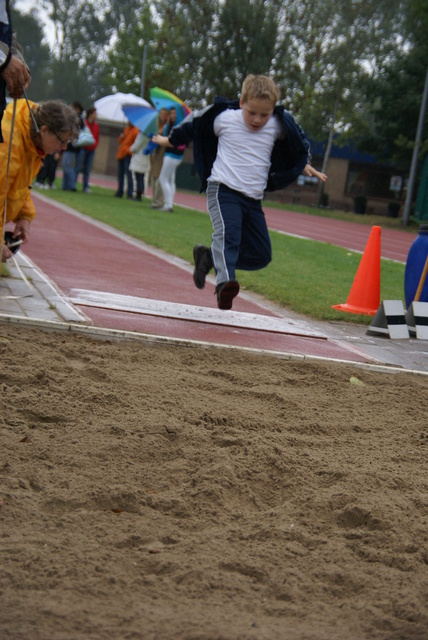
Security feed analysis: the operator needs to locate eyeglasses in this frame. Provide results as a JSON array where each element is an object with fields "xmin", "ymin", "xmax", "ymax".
[{"xmin": 54, "ymin": 131, "xmax": 70, "ymax": 146}]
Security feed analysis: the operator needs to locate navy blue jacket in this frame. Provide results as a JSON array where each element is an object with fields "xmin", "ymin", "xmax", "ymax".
[
  {"xmin": 0, "ymin": 0, "xmax": 12, "ymax": 141},
  {"xmin": 168, "ymin": 97, "xmax": 311, "ymax": 193}
]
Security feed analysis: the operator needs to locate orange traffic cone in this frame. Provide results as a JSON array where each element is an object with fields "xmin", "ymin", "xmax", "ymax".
[{"xmin": 332, "ymin": 225, "xmax": 381, "ymax": 316}]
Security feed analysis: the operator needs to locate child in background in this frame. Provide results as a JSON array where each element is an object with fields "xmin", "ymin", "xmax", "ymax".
[
  {"xmin": 77, "ymin": 106, "xmax": 99, "ymax": 193},
  {"xmin": 129, "ymin": 130, "xmax": 151, "ymax": 202},
  {"xmin": 153, "ymin": 74, "xmax": 326, "ymax": 309}
]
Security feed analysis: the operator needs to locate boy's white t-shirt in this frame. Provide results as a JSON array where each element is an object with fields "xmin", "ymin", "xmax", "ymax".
[{"xmin": 208, "ymin": 108, "xmax": 283, "ymax": 200}]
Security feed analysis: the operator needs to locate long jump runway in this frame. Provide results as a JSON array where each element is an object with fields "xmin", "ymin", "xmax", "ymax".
[{"xmin": 22, "ymin": 193, "xmax": 380, "ymax": 365}]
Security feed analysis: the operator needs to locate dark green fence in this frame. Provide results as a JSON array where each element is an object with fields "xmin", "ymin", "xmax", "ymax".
[{"xmin": 176, "ymin": 162, "xmax": 201, "ymax": 192}]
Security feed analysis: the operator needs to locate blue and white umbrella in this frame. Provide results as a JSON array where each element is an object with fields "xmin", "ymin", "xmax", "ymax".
[
  {"xmin": 94, "ymin": 93, "xmax": 151, "ymax": 124},
  {"xmin": 121, "ymin": 104, "xmax": 159, "ymax": 135}
]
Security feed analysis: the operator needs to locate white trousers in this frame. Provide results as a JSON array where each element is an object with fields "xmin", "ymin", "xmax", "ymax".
[{"xmin": 158, "ymin": 155, "xmax": 182, "ymax": 209}]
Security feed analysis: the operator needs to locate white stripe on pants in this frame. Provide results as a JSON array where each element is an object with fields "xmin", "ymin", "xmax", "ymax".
[{"xmin": 158, "ymin": 155, "xmax": 182, "ymax": 209}]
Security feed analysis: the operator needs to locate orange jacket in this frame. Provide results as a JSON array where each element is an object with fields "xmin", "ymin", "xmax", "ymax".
[
  {"xmin": 0, "ymin": 99, "xmax": 44, "ymax": 233},
  {"xmin": 116, "ymin": 125, "xmax": 139, "ymax": 160}
]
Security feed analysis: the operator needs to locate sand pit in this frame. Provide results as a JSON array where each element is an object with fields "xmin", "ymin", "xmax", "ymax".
[{"xmin": 0, "ymin": 325, "xmax": 427, "ymax": 640}]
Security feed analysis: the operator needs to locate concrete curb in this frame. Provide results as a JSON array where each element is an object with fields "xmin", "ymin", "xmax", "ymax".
[{"xmin": 0, "ymin": 312, "xmax": 426, "ymax": 377}]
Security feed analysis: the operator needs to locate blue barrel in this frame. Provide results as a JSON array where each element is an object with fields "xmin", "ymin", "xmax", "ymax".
[{"xmin": 404, "ymin": 224, "xmax": 428, "ymax": 307}]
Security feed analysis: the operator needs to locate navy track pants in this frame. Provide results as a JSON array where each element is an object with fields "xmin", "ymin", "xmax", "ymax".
[{"xmin": 206, "ymin": 181, "xmax": 272, "ymax": 285}]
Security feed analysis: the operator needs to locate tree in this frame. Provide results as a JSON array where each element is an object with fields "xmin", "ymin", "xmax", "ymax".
[
  {"xmin": 24, "ymin": 0, "xmax": 116, "ymax": 104},
  {"xmin": 357, "ymin": 0, "xmax": 428, "ymax": 167},
  {"xmin": 273, "ymin": 0, "xmax": 406, "ymax": 203},
  {"xmin": 207, "ymin": 0, "xmax": 280, "ymax": 101},
  {"xmin": 10, "ymin": 8, "xmax": 52, "ymax": 101},
  {"xmin": 105, "ymin": 0, "xmax": 281, "ymax": 106},
  {"xmin": 103, "ymin": 2, "xmax": 158, "ymax": 98},
  {"xmin": 273, "ymin": 0, "xmax": 334, "ymax": 115},
  {"xmin": 151, "ymin": 0, "xmax": 216, "ymax": 104},
  {"xmin": 103, "ymin": 0, "xmax": 217, "ymax": 106}
]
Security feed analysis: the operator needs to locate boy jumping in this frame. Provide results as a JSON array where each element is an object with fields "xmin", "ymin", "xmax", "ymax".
[{"xmin": 153, "ymin": 75, "xmax": 326, "ymax": 310}]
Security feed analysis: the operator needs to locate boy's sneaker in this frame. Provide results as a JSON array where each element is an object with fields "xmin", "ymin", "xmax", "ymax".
[
  {"xmin": 33, "ymin": 181, "xmax": 44, "ymax": 189},
  {"xmin": 215, "ymin": 280, "xmax": 240, "ymax": 310},
  {"xmin": 83, "ymin": 187, "xmax": 91, "ymax": 193},
  {"xmin": 193, "ymin": 245, "xmax": 213, "ymax": 289}
]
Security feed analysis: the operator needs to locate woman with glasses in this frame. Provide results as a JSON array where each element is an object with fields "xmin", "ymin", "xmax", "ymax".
[{"xmin": 1, "ymin": 98, "xmax": 79, "ymax": 262}]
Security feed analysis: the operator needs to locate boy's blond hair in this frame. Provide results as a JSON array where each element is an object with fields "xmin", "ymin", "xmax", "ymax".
[{"xmin": 240, "ymin": 75, "xmax": 279, "ymax": 106}]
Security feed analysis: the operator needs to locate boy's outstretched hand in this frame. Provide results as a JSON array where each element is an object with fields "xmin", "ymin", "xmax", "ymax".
[
  {"xmin": 302, "ymin": 164, "xmax": 327, "ymax": 182},
  {"xmin": 152, "ymin": 134, "xmax": 172, "ymax": 148}
]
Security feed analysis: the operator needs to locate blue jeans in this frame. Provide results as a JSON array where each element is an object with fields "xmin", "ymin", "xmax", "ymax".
[
  {"xmin": 117, "ymin": 156, "xmax": 133, "ymax": 197},
  {"xmin": 62, "ymin": 150, "xmax": 78, "ymax": 190},
  {"xmin": 77, "ymin": 149, "xmax": 95, "ymax": 190},
  {"xmin": 135, "ymin": 172, "xmax": 145, "ymax": 196}
]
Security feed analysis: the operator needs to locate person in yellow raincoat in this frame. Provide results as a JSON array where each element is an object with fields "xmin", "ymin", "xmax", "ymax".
[{"xmin": 1, "ymin": 98, "xmax": 79, "ymax": 262}]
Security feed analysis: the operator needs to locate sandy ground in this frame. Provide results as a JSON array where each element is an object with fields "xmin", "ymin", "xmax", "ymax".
[{"xmin": 0, "ymin": 325, "xmax": 427, "ymax": 640}]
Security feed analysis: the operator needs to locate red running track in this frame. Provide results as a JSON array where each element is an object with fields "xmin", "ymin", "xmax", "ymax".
[{"xmin": 23, "ymin": 192, "xmax": 377, "ymax": 364}]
